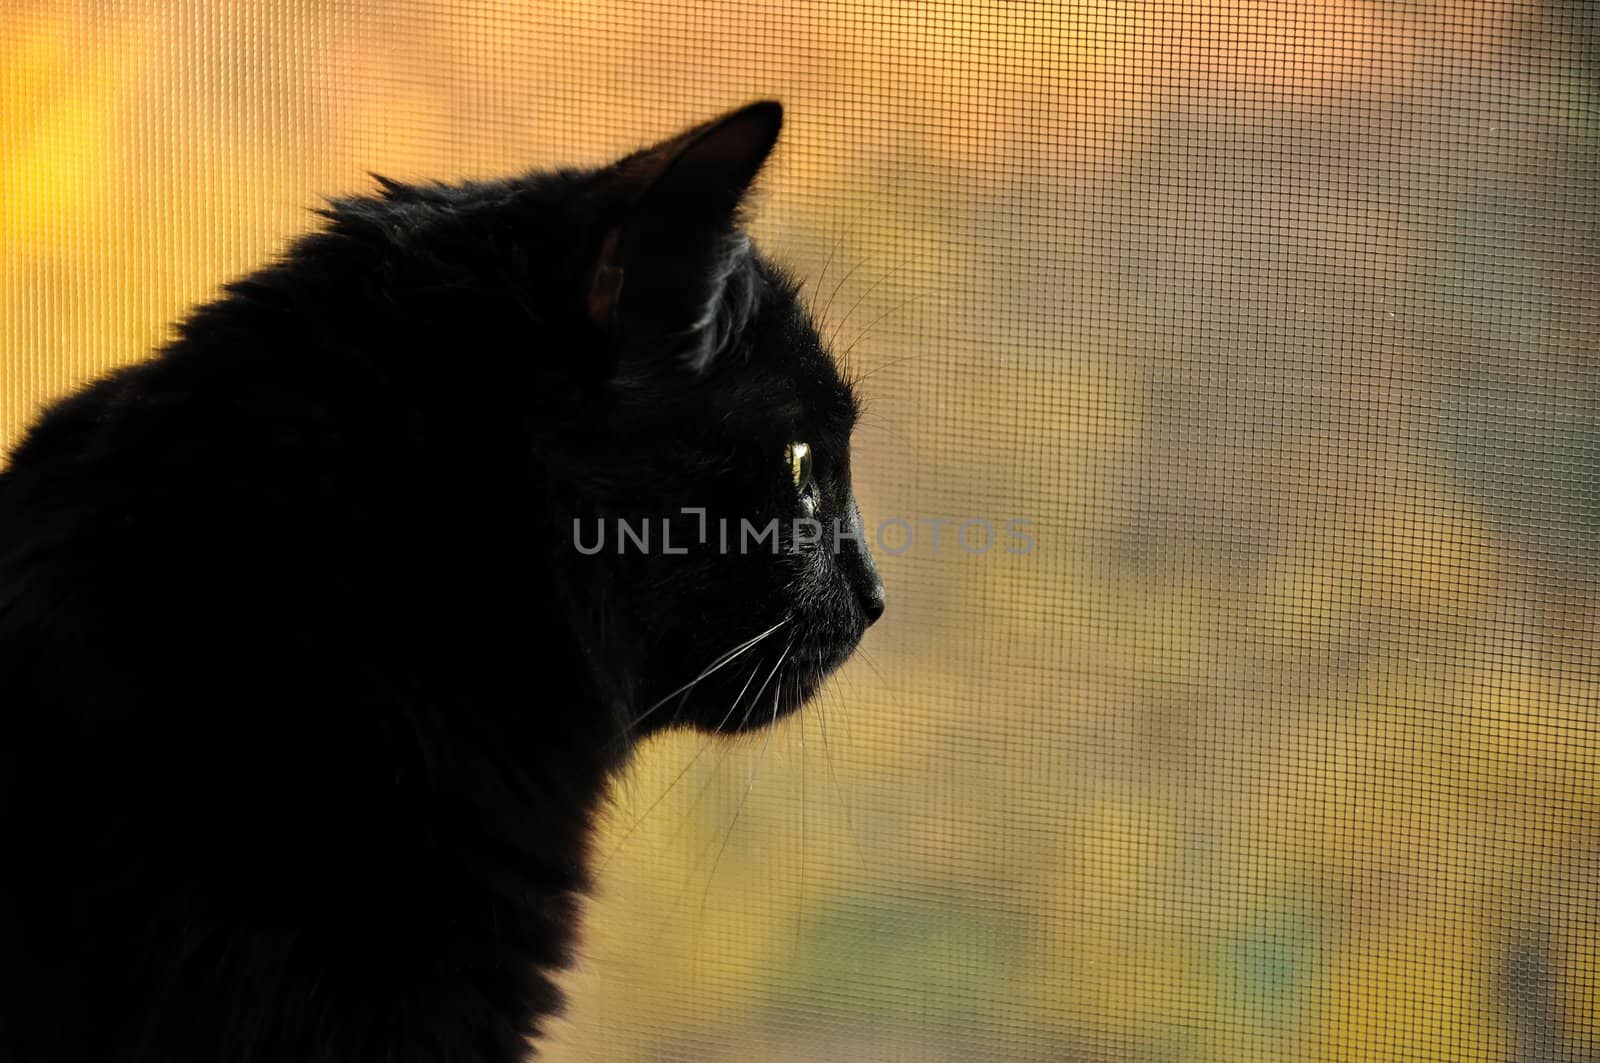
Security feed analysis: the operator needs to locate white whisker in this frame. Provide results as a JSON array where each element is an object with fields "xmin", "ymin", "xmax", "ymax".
[
  {"xmin": 699, "ymin": 642, "xmax": 792, "ymax": 918},
  {"xmin": 620, "ymin": 619, "xmax": 787, "ymax": 738},
  {"xmin": 737, "ymin": 636, "xmax": 792, "ymax": 731},
  {"xmin": 598, "ymin": 627, "xmax": 791, "ymax": 870}
]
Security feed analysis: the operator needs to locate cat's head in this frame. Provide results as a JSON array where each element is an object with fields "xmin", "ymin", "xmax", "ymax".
[
  {"xmin": 419, "ymin": 102, "xmax": 883, "ymax": 739},
  {"xmin": 340, "ymin": 104, "xmax": 882, "ymax": 737},
  {"xmin": 550, "ymin": 102, "xmax": 885, "ymax": 738}
]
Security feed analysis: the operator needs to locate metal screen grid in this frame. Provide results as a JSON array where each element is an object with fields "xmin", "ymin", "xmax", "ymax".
[{"xmin": 4, "ymin": 2, "xmax": 1599, "ymax": 1060}]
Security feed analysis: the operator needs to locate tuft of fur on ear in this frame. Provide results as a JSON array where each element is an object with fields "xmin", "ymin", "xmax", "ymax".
[{"xmin": 588, "ymin": 101, "xmax": 783, "ymax": 373}]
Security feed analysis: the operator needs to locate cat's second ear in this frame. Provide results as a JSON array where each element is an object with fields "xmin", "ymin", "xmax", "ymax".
[{"xmin": 587, "ymin": 101, "xmax": 782, "ymax": 372}]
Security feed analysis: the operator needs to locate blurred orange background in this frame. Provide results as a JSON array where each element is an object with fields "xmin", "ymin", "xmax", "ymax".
[{"xmin": 5, "ymin": 2, "xmax": 1600, "ymax": 1059}]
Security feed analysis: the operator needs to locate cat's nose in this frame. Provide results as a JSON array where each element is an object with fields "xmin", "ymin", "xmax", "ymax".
[
  {"xmin": 858, "ymin": 573, "xmax": 885, "ymax": 626},
  {"xmin": 845, "ymin": 496, "xmax": 885, "ymax": 626}
]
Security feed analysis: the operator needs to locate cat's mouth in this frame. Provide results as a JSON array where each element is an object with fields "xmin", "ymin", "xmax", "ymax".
[
  {"xmin": 787, "ymin": 643, "xmax": 856, "ymax": 683},
  {"xmin": 700, "ymin": 628, "xmax": 861, "ymax": 735},
  {"xmin": 642, "ymin": 607, "xmax": 871, "ymax": 739}
]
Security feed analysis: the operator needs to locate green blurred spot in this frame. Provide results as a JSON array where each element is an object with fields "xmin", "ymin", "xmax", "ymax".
[
  {"xmin": 1213, "ymin": 907, "xmax": 1325, "ymax": 1030},
  {"xmin": 777, "ymin": 888, "xmax": 1024, "ymax": 1032}
]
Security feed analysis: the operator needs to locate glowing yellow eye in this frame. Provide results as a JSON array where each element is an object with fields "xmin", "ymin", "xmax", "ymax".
[{"xmin": 786, "ymin": 441, "xmax": 813, "ymax": 491}]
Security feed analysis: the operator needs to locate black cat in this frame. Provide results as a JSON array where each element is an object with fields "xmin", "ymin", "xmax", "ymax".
[{"xmin": 0, "ymin": 101, "xmax": 883, "ymax": 1062}]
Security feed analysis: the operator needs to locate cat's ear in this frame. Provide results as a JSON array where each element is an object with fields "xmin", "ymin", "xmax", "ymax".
[{"xmin": 588, "ymin": 101, "xmax": 782, "ymax": 372}]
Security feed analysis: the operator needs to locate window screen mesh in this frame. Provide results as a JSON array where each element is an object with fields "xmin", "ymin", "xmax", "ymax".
[{"xmin": 5, "ymin": 2, "xmax": 1599, "ymax": 1059}]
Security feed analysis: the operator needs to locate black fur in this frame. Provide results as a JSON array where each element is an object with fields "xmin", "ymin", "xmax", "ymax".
[{"xmin": 0, "ymin": 102, "xmax": 883, "ymax": 1062}]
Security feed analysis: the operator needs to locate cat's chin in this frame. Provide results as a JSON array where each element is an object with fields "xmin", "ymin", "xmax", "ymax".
[{"xmin": 694, "ymin": 640, "xmax": 858, "ymax": 735}]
